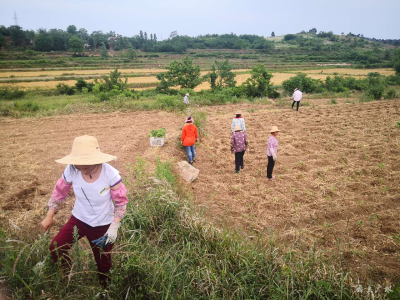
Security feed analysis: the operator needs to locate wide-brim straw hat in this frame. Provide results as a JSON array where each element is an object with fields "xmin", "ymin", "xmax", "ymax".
[
  {"xmin": 185, "ymin": 93, "xmax": 189, "ymax": 96},
  {"xmin": 234, "ymin": 125, "xmax": 242, "ymax": 132},
  {"xmin": 55, "ymin": 135, "xmax": 117, "ymax": 165},
  {"xmin": 270, "ymin": 126, "xmax": 280, "ymax": 133}
]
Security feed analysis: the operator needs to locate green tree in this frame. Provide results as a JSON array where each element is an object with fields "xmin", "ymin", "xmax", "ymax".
[
  {"xmin": 94, "ymin": 68, "xmax": 127, "ymax": 92},
  {"xmin": 67, "ymin": 25, "xmax": 77, "ymax": 35},
  {"xmin": 34, "ymin": 31, "xmax": 54, "ymax": 51},
  {"xmin": 69, "ymin": 36, "xmax": 84, "ymax": 54},
  {"xmin": 156, "ymin": 56, "xmax": 202, "ymax": 91},
  {"xmin": 126, "ymin": 48, "xmax": 137, "ymax": 60},
  {"xmin": 78, "ymin": 28, "xmax": 89, "ymax": 41},
  {"xmin": 271, "ymin": 31, "xmax": 275, "ymax": 37},
  {"xmin": 9, "ymin": 25, "xmax": 26, "ymax": 46},
  {"xmin": 49, "ymin": 29, "xmax": 69, "ymax": 51},
  {"xmin": 242, "ymin": 64, "xmax": 279, "ymax": 98},
  {"xmin": 100, "ymin": 44, "xmax": 108, "ymax": 59},
  {"xmin": 209, "ymin": 64, "xmax": 218, "ymax": 90},
  {"xmin": 393, "ymin": 49, "xmax": 400, "ymax": 75},
  {"xmin": 0, "ymin": 34, "xmax": 6, "ymax": 48},
  {"xmin": 215, "ymin": 59, "xmax": 236, "ymax": 88}
]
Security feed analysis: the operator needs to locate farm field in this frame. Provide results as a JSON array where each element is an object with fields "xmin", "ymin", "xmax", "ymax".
[
  {"xmin": 0, "ymin": 98, "xmax": 399, "ymax": 283},
  {"xmin": 0, "ymin": 68, "xmax": 391, "ymax": 90}
]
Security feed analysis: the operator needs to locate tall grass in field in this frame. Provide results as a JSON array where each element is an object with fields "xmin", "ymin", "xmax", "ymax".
[{"xmin": 2, "ymin": 158, "xmax": 395, "ymax": 299}]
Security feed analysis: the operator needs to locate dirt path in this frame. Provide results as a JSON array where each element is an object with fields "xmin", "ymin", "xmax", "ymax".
[{"xmin": 0, "ymin": 99, "xmax": 399, "ymax": 283}]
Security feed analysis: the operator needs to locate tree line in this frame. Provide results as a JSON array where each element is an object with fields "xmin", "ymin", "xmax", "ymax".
[{"xmin": 0, "ymin": 25, "xmax": 274, "ymax": 53}]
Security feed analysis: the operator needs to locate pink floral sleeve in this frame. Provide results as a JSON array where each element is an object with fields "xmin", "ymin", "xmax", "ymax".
[
  {"xmin": 47, "ymin": 178, "xmax": 72, "ymax": 212},
  {"xmin": 111, "ymin": 182, "xmax": 128, "ymax": 219}
]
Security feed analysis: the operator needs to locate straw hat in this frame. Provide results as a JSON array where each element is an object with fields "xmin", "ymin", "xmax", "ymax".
[
  {"xmin": 234, "ymin": 125, "xmax": 242, "ymax": 132},
  {"xmin": 270, "ymin": 126, "xmax": 280, "ymax": 133},
  {"xmin": 235, "ymin": 111, "xmax": 242, "ymax": 115},
  {"xmin": 185, "ymin": 93, "xmax": 189, "ymax": 96},
  {"xmin": 55, "ymin": 135, "xmax": 117, "ymax": 165}
]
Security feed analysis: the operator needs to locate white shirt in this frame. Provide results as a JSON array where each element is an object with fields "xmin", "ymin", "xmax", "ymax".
[
  {"xmin": 231, "ymin": 118, "xmax": 246, "ymax": 132},
  {"xmin": 184, "ymin": 95, "xmax": 189, "ymax": 104},
  {"xmin": 63, "ymin": 163, "xmax": 121, "ymax": 226},
  {"xmin": 293, "ymin": 90, "xmax": 303, "ymax": 101}
]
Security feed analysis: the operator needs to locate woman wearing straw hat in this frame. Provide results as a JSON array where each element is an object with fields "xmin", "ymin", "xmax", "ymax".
[
  {"xmin": 231, "ymin": 111, "xmax": 246, "ymax": 133},
  {"xmin": 181, "ymin": 116, "xmax": 198, "ymax": 164},
  {"xmin": 267, "ymin": 126, "xmax": 280, "ymax": 179},
  {"xmin": 40, "ymin": 135, "xmax": 128, "ymax": 286},
  {"xmin": 231, "ymin": 125, "xmax": 248, "ymax": 173}
]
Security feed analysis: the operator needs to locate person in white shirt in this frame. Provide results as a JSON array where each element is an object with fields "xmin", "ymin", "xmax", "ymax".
[
  {"xmin": 183, "ymin": 93, "xmax": 189, "ymax": 104},
  {"xmin": 40, "ymin": 135, "xmax": 128, "ymax": 287},
  {"xmin": 231, "ymin": 111, "xmax": 246, "ymax": 133},
  {"xmin": 292, "ymin": 87, "xmax": 303, "ymax": 111}
]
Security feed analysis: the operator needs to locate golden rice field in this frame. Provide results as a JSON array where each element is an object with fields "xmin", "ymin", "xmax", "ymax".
[
  {"xmin": 0, "ymin": 68, "xmax": 394, "ymax": 90},
  {"xmin": 289, "ymin": 68, "xmax": 395, "ymax": 76},
  {"xmin": 0, "ymin": 68, "xmax": 167, "ymax": 78}
]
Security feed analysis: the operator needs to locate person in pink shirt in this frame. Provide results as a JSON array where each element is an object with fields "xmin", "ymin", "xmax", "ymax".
[
  {"xmin": 231, "ymin": 125, "xmax": 248, "ymax": 173},
  {"xmin": 40, "ymin": 135, "xmax": 128, "ymax": 287},
  {"xmin": 267, "ymin": 126, "xmax": 280, "ymax": 179}
]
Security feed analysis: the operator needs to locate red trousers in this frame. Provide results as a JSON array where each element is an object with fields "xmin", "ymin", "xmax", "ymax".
[{"xmin": 49, "ymin": 215, "xmax": 113, "ymax": 281}]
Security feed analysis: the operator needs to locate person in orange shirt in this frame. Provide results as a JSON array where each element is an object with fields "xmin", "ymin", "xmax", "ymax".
[{"xmin": 181, "ymin": 116, "xmax": 199, "ymax": 164}]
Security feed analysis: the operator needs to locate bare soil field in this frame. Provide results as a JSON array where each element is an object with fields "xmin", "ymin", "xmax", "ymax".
[{"xmin": 0, "ymin": 99, "xmax": 399, "ymax": 283}]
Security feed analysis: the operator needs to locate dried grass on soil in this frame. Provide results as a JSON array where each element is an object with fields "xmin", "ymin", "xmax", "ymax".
[{"xmin": 0, "ymin": 99, "xmax": 399, "ymax": 284}]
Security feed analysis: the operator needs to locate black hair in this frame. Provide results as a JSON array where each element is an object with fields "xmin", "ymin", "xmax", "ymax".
[{"xmin": 236, "ymin": 114, "xmax": 241, "ymax": 118}]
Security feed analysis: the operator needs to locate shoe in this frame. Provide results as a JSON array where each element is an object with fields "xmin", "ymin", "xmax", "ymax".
[
  {"xmin": 268, "ymin": 176, "xmax": 276, "ymax": 180},
  {"xmin": 235, "ymin": 171, "xmax": 239, "ymax": 174},
  {"xmin": 189, "ymin": 161, "xmax": 193, "ymax": 165},
  {"xmin": 193, "ymin": 159, "xmax": 196, "ymax": 163},
  {"xmin": 241, "ymin": 165, "xmax": 244, "ymax": 169}
]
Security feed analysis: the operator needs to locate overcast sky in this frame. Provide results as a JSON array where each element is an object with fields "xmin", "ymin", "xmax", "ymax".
[{"xmin": 0, "ymin": 0, "xmax": 399, "ymax": 39}]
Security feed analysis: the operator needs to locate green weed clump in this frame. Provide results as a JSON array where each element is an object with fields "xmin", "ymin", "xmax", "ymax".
[
  {"xmin": 2, "ymin": 158, "xmax": 394, "ymax": 299},
  {"xmin": 56, "ymin": 83, "xmax": 75, "ymax": 95},
  {"xmin": 329, "ymin": 99, "xmax": 337, "ymax": 105},
  {"xmin": 384, "ymin": 88, "xmax": 397, "ymax": 100},
  {"xmin": 14, "ymin": 101, "xmax": 40, "ymax": 112},
  {"xmin": 0, "ymin": 87, "xmax": 26, "ymax": 100}
]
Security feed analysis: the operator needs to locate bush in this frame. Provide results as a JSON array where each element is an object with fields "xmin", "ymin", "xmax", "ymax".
[
  {"xmin": 386, "ymin": 75, "xmax": 400, "ymax": 86},
  {"xmin": 155, "ymin": 95, "xmax": 186, "ymax": 111},
  {"xmin": 0, "ymin": 87, "xmax": 26, "ymax": 100},
  {"xmin": 284, "ymin": 34, "xmax": 297, "ymax": 41},
  {"xmin": 75, "ymin": 78, "xmax": 94, "ymax": 92},
  {"xmin": 367, "ymin": 73, "xmax": 386, "ymax": 100},
  {"xmin": 14, "ymin": 101, "xmax": 40, "ymax": 112},
  {"xmin": 384, "ymin": 88, "xmax": 397, "ymax": 99},
  {"xmin": 56, "ymin": 83, "xmax": 75, "ymax": 95},
  {"xmin": 329, "ymin": 99, "xmax": 337, "ymax": 104},
  {"xmin": 93, "ymin": 68, "xmax": 127, "ymax": 92},
  {"xmin": 242, "ymin": 64, "xmax": 279, "ymax": 98},
  {"xmin": 282, "ymin": 73, "xmax": 324, "ymax": 94}
]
